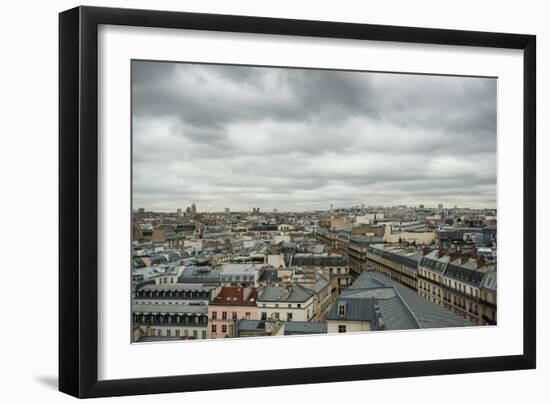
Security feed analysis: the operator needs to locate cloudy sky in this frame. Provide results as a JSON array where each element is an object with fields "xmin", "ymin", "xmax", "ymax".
[{"xmin": 132, "ymin": 61, "xmax": 496, "ymax": 212}]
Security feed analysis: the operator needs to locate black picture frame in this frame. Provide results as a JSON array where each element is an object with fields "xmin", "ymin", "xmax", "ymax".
[{"xmin": 59, "ymin": 5, "xmax": 536, "ymax": 399}]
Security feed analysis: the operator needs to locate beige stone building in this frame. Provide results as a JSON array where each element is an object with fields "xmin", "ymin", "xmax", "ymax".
[
  {"xmin": 366, "ymin": 244, "xmax": 423, "ymax": 290},
  {"xmin": 417, "ymin": 250, "xmax": 497, "ymax": 325}
]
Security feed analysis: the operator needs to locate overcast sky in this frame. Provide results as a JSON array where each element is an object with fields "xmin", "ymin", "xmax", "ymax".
[{"xmin": 132, "ymin": 61, "xmax": 496, "ymax": 212}]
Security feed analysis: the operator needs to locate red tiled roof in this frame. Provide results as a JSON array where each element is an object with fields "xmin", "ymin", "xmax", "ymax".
[{"xmin": 212, "ymin": 287, "xmax": 258, "ymax": 306}]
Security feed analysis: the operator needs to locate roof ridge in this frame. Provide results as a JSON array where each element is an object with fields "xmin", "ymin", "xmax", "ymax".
[{"xmin": 391, "ymin": 286, "xmax": 422, "ymax": 329}]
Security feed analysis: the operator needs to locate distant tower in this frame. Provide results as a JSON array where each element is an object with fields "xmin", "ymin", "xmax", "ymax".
[
  {"xmin": 191, "ymin": 203, "xmax": 197, "ymax": 214},
  {"xmin": 177, "ymin": 208, "xmax": 183, "ymax": 217},
  {"xmin": 438, "ymin": 204, "xmax": 443, "ymax": 210},
  {"xmin": 225, "ymin": 207, "xmax": 230, "ymax": 213},
  {"xmin": 330, "ymin": 204, "xmax": 333, "ymax": 211}
]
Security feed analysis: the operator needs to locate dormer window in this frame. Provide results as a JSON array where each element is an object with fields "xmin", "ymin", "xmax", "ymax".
[{"xmin": 338, "ymin": 303, "xmax": 346, "ymax": 316}]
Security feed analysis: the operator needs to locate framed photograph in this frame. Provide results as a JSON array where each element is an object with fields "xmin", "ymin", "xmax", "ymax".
[{"xmin": 59, "ymin": 6, "xmax": 536, "ymax": 398}]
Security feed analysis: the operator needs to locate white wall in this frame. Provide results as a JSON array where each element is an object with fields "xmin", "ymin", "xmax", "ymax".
[{"xmin": 1, "ymin": 0, "xmax": 547, "ymax": 403}]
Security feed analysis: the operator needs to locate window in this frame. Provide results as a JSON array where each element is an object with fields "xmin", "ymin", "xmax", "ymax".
[
  {"xmin": 261, "ymin": 312, "xmax": 267, "ymax": 320},
  {"xmin": 212, "ymin": 311, "xmax": 217, "ymax": 319},
  {"xmin": 245, "ymin": 312, "xmax": 251, "ymax": 317},
  {"xmin": 211, "ymin": 325, "xmax": 216, "ymax": 333},
  {"xmin": 175, "ymin": 330, "xmax": 180, "ymax": 337},
  {"xmin": 222, "ymin": 325, "xmax": 227, "ymax": 333},
  {"xmin": 166, "ymin": 329, "xmax": 171, "ymax": 337},
  {"xmin": 338, "ymin": 325, "xmax": 347, "ymax": 333},
  {"xmin": 202, "ymin": 331, "xmax": 207, "ymax": 339},
  {"xmin": 193, "ymin": 330, "xmax": 198, "ymax": 339},
  {"xmin": 222, "ymin": 311, "xmax": 227, "ymax": 320},
  {"xmin": 338, "ymin": 303, "xmax": 346, "ymax": 316},
  {"xmin": 232, "ymin": 312, "xmax": 237, "ymax": 320},
  {"xmin": 273, "ymin": 312, "xmax": 279, "ymax": 320},
  {"xmin": 287, "ymin": 313, "xmax": 293, "ymax": 321}
]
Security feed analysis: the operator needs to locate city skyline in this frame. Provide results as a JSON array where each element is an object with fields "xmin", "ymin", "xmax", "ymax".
[
  {"xmin": 134, "ymin": 204, "xmax": 497, "ymax": 214},
  {"xmin": 132, "ymin": 61, "xmax": 497, "ymax": 211}
]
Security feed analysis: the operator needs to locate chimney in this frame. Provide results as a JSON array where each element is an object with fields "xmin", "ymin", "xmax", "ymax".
[{"xmin": 284, "ymin": 284, "xmax": 291, "ymax": 299}]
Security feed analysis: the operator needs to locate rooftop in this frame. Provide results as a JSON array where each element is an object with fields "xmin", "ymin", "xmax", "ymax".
[
  {"xmin": 327, "ymin": 271, "xmax": 473, "ymax": 330},
  {"xmin": 258, "ymin": 284, "xmax": 314, "ymax": 303},
  {"xmin": 211, "ymin": 286, "xmax": 258, "ymax": 306},
  {"xmin": 132, "ymin": 303, "xmax": 208, "ymax": 315},
  {"xmin": 284, "ymin": 321, "xmax": 327, "ymax": 335},
  {"xmin": 220, "ymin": 263, "xmax": 262, "ymax": 275}
]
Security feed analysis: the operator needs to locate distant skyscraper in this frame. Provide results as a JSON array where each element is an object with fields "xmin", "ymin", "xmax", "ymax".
[
  {"xmin": 177, "ymin": 208, "xmax": 183, "ymax": 217},
  {"xmin": 191, "ymin": 203, "xmax": 197, "ymax": 213},
  {"xmin": 225, "ymin": 207, "xmax": 230, "ymax": 213},
  {"xmin": 419, "ymin": 204, "xmax": 424, "ymax": 209},
  {"xmin": 438, "ymin": 204, "xmax": 443, "ymax": 210},
  {"xmin": 273, "ymin": 208, "xmax": 277, "ymax": 213},
  {"xmin": 137, "ymin": 208, "xmax": 145, "ymax": 214},
  {"xmin": 186, "ymin": 206, "xmax": 191, "ymax": 213}
]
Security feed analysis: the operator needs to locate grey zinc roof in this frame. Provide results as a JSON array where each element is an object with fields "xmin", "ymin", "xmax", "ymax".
[
  {"xmin": 238, "ymin": 319, "xmax": 266, "ymax": 332},
  {"xmin": 290, "ymin": 253, "xmax": 348, "ymax": 268},
  {"xmin": 481, "ymin": 271, "xmax": 497, "ymax": 291},
  {"xmin": 420, "ymin": 251, "xmax": 449, "ymax": 274},
  {"xmin": 376, "ymin": 296, "xmax": 420, "ymax": 330},
  {"xmin": 132, "ymin": 303, "xmax": 208, "ymax": 315},
  {"xmin": 326, "ymin": 296, "xmax": 375, "ymax": 322},
  {"xmin": 258, "ymin": 284, "xmax": 314, "ymax": 303},
  {"xmin": 178, "ymin": 266, "xmax": 222, "ymax": 284},
  {"xmin": 359, "ymin": 271, "xmax": 473, "ymax": 329},
  {"xmin": 259, "ymin": 269, "xmax": 281, "ymax": 283},
  {"xmin": 284, "ymin": 321, "xmax": 327, "ymax": 335},
  {"xmin": 138, "ymin": 283, "xmax": 211, "ymax": 291},
  {"xmin": 445, "ymin": 263, "xmax": 486, "ymax": 287},
  {"xmin": 328, "ymin": 271, "xmax": 473, "ymax": 330}
]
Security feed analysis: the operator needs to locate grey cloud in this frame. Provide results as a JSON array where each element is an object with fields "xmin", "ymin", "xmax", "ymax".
[{"xmin": 132, "ymin": 60, "xmax": 497, "ymax": 211}]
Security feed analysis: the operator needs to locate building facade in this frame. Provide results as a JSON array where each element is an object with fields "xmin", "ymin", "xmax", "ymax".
[
  {"xmin": 208, "ymin": 286, "xmax": 258, "ymax": 339},
  {"xmin": 417, "ymin": 250, "xmax": 497, "ymax": 325}
]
